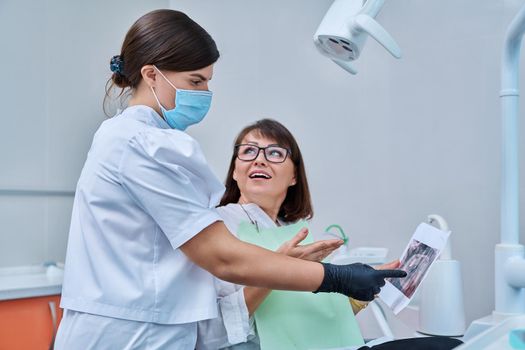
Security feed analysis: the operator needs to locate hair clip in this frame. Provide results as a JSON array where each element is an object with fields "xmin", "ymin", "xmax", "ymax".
[{"xmin": 110, "ymin": 55, "xmax": 124, "ymax": 74}]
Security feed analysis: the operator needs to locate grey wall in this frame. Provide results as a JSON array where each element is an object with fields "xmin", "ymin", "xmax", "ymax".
[
  {"xmin": 0, "ymin": 0, "xmax": 168, "ymax": 266},
  {"xmin": 2, "ymin": 0, "xmax": 525, "ymax": 329},
  {"xmin": 171, "ymin": 0, "xmax": 525, "ymax": 325}
]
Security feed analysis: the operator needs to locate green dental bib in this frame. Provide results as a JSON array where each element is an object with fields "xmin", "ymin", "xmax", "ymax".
[{"xmin": 237, "ymin": 220, "xmax": 364, "ymax": 350}]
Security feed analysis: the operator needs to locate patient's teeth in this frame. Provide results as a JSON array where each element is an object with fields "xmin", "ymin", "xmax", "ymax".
[{"xmin": 249, "ymin": 172, "xmax": 271, "ymax": 179}]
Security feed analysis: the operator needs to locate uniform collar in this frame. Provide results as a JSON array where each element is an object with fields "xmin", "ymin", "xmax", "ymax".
[{"xmin": 122, "ymin": 105, "xmax": 171, "ymax": 129}]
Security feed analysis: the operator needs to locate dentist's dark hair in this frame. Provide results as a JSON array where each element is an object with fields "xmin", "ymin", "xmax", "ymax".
[
  {"xmin": 104, "ymin": 9, "xmax": 219, "ymax": 115},
  {"xmin": 220, "ymin": 119, "xmax": 313, "ymax": 222}
]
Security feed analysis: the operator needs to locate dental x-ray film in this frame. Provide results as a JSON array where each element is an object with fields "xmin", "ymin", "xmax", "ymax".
[{"xmin": 379, "ymin": 223, "xmax": 450, "ymax": 314}]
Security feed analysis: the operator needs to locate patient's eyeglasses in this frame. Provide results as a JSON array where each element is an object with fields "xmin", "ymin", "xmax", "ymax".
[{"xmin": 235, "ymin": 144, "xmax": 291, "ymax": 163}]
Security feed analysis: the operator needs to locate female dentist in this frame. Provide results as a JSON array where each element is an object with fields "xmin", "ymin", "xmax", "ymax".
[{"xmin": 54, "ymin": 9, "xmax": 406, "ymax": 349}]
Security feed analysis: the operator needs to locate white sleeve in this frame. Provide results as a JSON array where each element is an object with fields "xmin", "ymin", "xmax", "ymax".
[
  {"xmin": 196, "ymin": 287, "xmax": 252, "ymax": 350},
  {"xmin": 196, "ymin": 205, "xmax": 260, "ymax": 349},
  {"xmin": 119, "ymin": 129, "xmax": 225, "ymax": 249}
]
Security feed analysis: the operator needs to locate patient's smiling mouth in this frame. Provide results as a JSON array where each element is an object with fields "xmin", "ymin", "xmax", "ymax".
[{"xmin": 249, "ymin": 170, "xmax": 272, "ymax": 179}]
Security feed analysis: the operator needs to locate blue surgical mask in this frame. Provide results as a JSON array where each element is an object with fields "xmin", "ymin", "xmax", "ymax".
[{"xmin": 151, "ymin": 66, "xmax": 213, "ymax": 131}]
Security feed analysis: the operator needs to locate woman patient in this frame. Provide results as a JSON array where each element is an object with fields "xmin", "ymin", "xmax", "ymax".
[{"xmin": 196, "ymin": 119, "xmax": 462, "ymax": 350}]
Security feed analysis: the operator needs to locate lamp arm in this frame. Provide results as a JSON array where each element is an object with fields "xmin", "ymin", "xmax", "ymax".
[
  {"xmin": 360, "ymin": 0, "xmax": 385, "ymax": 18},
  {"xmin": 353, "ymin": 14, "xmax": 402, "ymax": 58}
]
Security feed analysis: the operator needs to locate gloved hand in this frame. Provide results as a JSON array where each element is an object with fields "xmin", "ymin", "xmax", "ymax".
[{"xmin": 314, "ymin": 262, "xmax": 407, "ymax": 301}]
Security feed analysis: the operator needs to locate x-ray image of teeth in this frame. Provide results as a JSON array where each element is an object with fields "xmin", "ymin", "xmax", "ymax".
[
  {"xmin": 388, "ymin": 239, "xmax": 438, "ymax": 298},
  {"xmin": 379, "ymin": 223, "xmax": 450, "ymax": 314}
]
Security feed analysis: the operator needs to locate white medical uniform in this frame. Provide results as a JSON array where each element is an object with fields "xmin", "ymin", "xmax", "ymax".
[
  {"xmin": 55, "ymin": 105, "xmax": 225, "ymax": 349},
  {"xmin": 196, "ymin": 203, "xmax": 282, "ymax": 350}
]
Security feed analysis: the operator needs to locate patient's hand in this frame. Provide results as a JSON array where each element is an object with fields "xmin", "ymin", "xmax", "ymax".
[
  {"xmin": 376, "ymin": 260, "xmax": 401, "ymax": 270},
  {"xmin": 277, "ymin": 228, "xmax": 344, "ymax": 262}
]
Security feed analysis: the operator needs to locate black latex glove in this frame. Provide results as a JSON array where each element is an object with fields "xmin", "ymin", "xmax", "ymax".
[{"xmin": 314, "ymin": 262, "xmax": 407, "ymax": 301}]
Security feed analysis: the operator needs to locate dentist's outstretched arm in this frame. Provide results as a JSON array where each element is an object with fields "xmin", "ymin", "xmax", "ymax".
[{"xmin": 181, "ymin": 221, "xmax": 406, "ymax": 300}]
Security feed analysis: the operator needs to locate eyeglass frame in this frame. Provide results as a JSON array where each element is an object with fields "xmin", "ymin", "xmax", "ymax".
[{"xmin": 234, "ymin": 143, "xmax": 292, "ymax": 164}]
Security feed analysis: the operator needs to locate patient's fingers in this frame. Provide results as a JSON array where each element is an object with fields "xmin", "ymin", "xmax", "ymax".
[
  {"xmin": 306, "ymin": 239, "xmax": 343, "ymax": 254},
  {"xmin": 287, "ymin": 228, "xmax": 309, "ymax": 247},
  {"xmin": 299, "ymin": 239, "xmax": 343, "ymax": 260},
  {"xmin": 376, "ymin": 260, "xmax": 401, "ymax": 270}
]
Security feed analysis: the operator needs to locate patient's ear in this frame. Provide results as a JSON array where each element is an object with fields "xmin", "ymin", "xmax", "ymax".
[
  {"xmin": 290, "ymin": 171, "xmax": 297, "ymax": 186},
  {"xmin": 233, "ymin": 169, "xmax": 238, "ymax": 182}
]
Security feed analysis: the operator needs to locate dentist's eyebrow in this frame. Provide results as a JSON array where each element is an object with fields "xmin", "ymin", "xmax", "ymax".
[{"xmin": 189, "ymin": 73, "xmax": 211, "ymax": 81}]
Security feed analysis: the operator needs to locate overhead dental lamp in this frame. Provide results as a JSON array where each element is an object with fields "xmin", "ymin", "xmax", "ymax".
[{"xmin": 313, "ymin": 0, "xmax": 401, "ymax": 74}]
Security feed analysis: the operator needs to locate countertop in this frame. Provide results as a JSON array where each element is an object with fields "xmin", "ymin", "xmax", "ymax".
[{"xmin": 0, "ymin": 264, "xmax": 63, "ymax": 301}]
